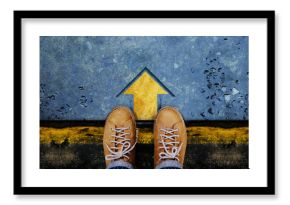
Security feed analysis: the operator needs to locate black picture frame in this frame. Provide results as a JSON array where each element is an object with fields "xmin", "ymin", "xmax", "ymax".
[{"xmin": 14, "ymin": 10, "xmax": 275, "ymax": 195}]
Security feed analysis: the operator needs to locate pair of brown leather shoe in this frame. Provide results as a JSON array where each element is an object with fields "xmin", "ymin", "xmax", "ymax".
[{"xmin": 103, "ymin": 106, "xmax": 187, "ymax": 169}]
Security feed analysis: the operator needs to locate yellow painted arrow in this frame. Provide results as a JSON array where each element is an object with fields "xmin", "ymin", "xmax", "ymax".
[{"xmin": 124, "ymin": 70, "xmax": 169, "ymax": 120}]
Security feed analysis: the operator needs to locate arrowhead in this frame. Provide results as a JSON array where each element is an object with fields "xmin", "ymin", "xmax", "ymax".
[
  {"xmin": 117, "ymin": 67, "xmax": 174, "ymax": 97},
  {"xmin": 124, "ymin": 70, "xmax": 168, "ymax": 95}
]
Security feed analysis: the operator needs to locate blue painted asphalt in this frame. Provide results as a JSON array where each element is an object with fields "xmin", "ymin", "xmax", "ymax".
[{"xmin": 40, "ymin": 36, "xmax": 248, "ymax": 120}]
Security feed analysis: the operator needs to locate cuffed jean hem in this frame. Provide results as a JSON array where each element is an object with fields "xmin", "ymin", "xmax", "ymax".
[
  {"xmin": 155, "ymin": 160, "xmax": 182, "ymax": 169},
  {"xmin": 107, "ymin": 160, "xmax": 134, "ymax": 169}
]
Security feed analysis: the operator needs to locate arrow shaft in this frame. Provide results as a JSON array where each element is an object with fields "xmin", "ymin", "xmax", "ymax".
[{"xmin": 133, "ymin": 94, "xmax": 158, "ymax": 120}]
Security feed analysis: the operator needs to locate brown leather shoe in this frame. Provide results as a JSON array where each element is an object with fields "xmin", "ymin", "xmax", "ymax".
[
  {"xmin": 154, "ymin": 106, "xmax": 187, "ymax": 168},
  {"xmin": 103, "ymin": 106, "xmax": 137, "ymax": 168}
]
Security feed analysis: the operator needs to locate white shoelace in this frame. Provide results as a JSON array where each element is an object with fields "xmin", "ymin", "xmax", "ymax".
[
  {"xmin": 159, "ymin": 128, "xmax": 182, "ymax": 161},
  {"xmin": 105, "ymin": 127, "xmax": 137, "ymax": 161}
]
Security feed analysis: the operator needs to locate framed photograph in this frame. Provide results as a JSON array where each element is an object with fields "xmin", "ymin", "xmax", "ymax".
[{"xmin": 14, "ymin": 10, "xmax": 275, "ymax": 194}]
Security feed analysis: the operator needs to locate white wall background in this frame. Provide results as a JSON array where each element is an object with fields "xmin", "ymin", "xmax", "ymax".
[{"xmin": 0, "ymin": 0, "xmax": 286, "ymax": 204}]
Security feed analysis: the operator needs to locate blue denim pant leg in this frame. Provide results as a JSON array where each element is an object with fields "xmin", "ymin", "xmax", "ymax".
[
  {"xmin": 107, "ymin": 160, "xmax": 134, "ymax": 169},
  {"xmin": 155, "ymin": 160, "xmax": 182, "ymax": 169},
  {"xmin": 109, "ymin": 166, "xmax": 130, "ymax": 169},
  {"xmin": 160, "ymin": 167, "xmax": 181, "ymax": 169}
]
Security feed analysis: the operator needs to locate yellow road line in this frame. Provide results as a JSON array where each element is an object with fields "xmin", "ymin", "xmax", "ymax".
[{"xmin": 40, "ymin": 126, "xmax": 248, "ymax": 144}]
